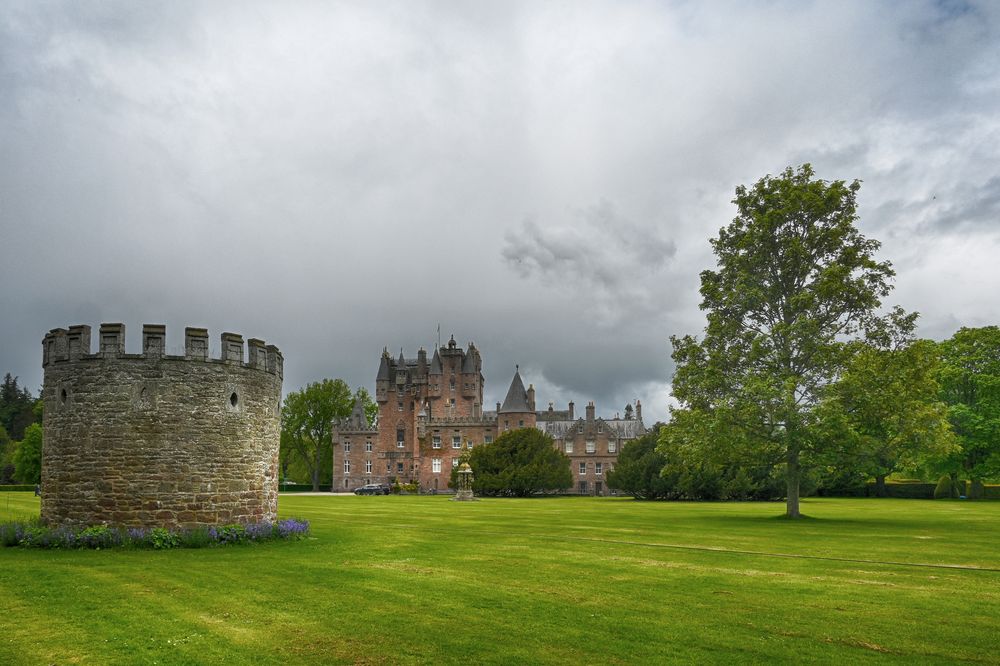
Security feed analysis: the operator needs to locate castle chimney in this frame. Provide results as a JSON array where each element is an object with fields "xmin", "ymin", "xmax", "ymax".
[
  {"xmin": 586, "ymin": 401, "xmax": 595, "ymax": 421},
  {"xmin": 568, "ymin": 401, "xmax": 574, "ymax": 420},
  {"xmin": 527, "ymin": 384, "xmax": 535, "ymax": 412},
  {"xmin": 636, "ymin": 399, "xmax": 642, "ymax": 422}
]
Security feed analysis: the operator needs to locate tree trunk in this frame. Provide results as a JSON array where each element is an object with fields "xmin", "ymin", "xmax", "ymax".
[
  {"xmin": 875, "ymin": 474, "xmax": 887, "ymax": 497},
  {"xmin": 785, "ymin": 447, "xmax": 801, "ymax": 518}
]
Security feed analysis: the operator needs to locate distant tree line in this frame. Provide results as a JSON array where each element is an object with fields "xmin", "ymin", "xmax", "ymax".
[{"xmin": 0, "ymin": 374, "xmax": 43, "ymax": 485}]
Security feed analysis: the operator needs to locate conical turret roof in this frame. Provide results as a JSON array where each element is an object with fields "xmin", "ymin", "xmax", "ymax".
[
  {"xmin": 429, "ymin": 349, "xmax": 443, "ymax": 374},
  {"xmin": 499, "ymin": 368, "xmax": 530, "ymax": 413},
  {"xmin": 376, "ymin": 350, "xmax": 391, "ymax": 381}
]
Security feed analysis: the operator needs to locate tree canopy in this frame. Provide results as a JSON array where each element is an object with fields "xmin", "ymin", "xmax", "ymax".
[
  {"xmin": 12, "ymin": 422, "xmax": 42, "ymax": 485},
  {"xmin": 606, "ymin": 427, "xmax": 672, "ymax": 499},
  {"xmin": 466, "ymin": 428, "xmax": 571, "ymax": 497},
  {"xmin": 816, "ymin": 311, "xmax": 956, "ymax": 495},
  {"xmin": 280, "ymin": 379, "xmax": 360, "ymax": 490},
  {"xmin": 935, "ymin": 326, "xmax": 1000, "ymax": 483},
  {"xmin": 667, "ymin": 164, "xmax": 897, "ymax": 517}
]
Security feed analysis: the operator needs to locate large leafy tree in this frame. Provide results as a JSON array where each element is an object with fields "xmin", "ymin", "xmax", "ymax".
[
  {"xmin": 935, "ymin": 326, "xmax": 1000, "ymax": 484},
  {"xmin": 280, "ymin": 379, "xmax": 355, "ymax": 490},
  {"xmin": 817, "ymin": 311, "xmax": 956, "ymax": 495},
  {"xmin": 12, "ymin": 422, "xmax": 42, "ymax": 484},
  {"xmin": 606, "ymin": 427, "xmax": 673, "ymax": 499},
  {"xmin": 667, "ymin": 164, "xmax": 895, "ymax": 518},
  {"xmin": 466, "ymin": 428, "xmax": 571, "ymax": 497}
]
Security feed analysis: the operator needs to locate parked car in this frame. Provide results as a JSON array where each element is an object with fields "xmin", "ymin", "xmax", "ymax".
[{"xmin": 354, "ymin": 483, "xmax": 391, "ymax": 496}]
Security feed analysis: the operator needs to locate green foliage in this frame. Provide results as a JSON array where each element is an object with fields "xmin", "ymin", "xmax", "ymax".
[
  {"xmin": 0, "ymin": 373, "xmax": 40, "ymax": 440},
  {"xmin": 935, "ymin": 326, "xmax": 1000, "ymax": 483},
  {"xmin": 281, "ymin": 378, "xmax": 355, "ymax": 490},
  {"xmin": 668, "ymin": 164, "xmax": 897, "ymax": 518},
  {"xmin": 816, "ymin": 322, "xmax": 956, "ymax": 494},
  {"xmin": 149, "ymin": 527, "xmax": 180, "ymax": 549},
  {"xmin": 354, "ymin": 387, "xmax": 379, "ymax": 427},
  {"xmin": 606, "ymin": 428, "xmax": 671, "ymax": 499},
  {"xmin": 968, "ymin": 479, "xmax": 985, "ymax": 500},
  {"xmin": 467, "ymin": 428, "xmax": 571, "ymax": 497},
  {"xmin": 933, "ymin": 474, "xmax": 955, "ymax": 500},
  {"xmin": 12, "ymin": 423, "xmax": 42, "ymax": 484}
]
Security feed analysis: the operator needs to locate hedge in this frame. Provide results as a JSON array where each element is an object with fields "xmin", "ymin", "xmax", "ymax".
[{"xmin": 0, "ymin": 485, "xmax": 35, "ymax": 492}]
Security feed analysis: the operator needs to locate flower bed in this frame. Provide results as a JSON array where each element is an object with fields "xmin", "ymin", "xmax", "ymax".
[{"xmin": 0, "ymin": 518, "xmax": 310, "ymax": 550}]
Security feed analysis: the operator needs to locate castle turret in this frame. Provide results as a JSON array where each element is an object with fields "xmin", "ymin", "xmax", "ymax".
[
  {"xmin": 498, "ymin": 366, "xmax": 537, "ymax": 430},
  {"xmin": 636, "ymin": 399, "xmax": 642, "ymax": 422},
  {"xmin": 568, "ymin": 401, "xmax": 575, "ymax": 420}
]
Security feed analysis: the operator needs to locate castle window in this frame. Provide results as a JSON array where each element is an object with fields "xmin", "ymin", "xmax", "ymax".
[
  {"xmin": 432, "ymin": 459, "xmax": 442, "ymax": 473},
  {"xmin": 579, "ymin": 481, "xmax": 588, "ymax": 494},
  {"xmin": 230, "ymin": 392, "xmax": 239, "ymax": 408},
  {"xmin": 519, "ymin": 420, "xmax": 524, "ymax": 427},
  {"xmin": 466, "ymin": 439, "xmax": 473, "ymax": 449},
  {"xmin": 485, "ymin": 435, "xmax": 493, "ymax": 444},
  {"xmin": 579, "ymin": 462, "xmax": 587, "ymax": 475},
  {"xmin": 344, "ymin": 460, "xmax": 351, "ymax": 474},
  {"xmin": 343, "ymin": 441, "xmax": 351, "ymax": 453},
  {"xmin": 397, "ymin": 462, "xmax": 404, "ymax": 473},
  {"xmin": 397, "ymin": 401, "xmax": 403, "ymax": 411},
  {"xmin": 564, "ymin": 440, "xmax": 574, "ymax": 453},
  {"xmin": 452, "ymin": 457, "xmax": 459, "ymax": 468},
  {"xmin": 396, "ymin": 429, "xmax": 405, "ymax": 448},
  {"xmin": 366, "ymin": 441, "xmax": 373, "ymax": 452},
  {"xmin": 586, "ymin": 441, "xmax": 596, "ymax": 454},
  {"xmin": 450, "ymin": 378, "xmax": 455, "ymax": 391},
  {"xmin": 598, "ymin": 424, "xmax": 603, "ymax": 433},
  {"xmin": 432, "ymin": 436, "xmax": 441, "ymax": 449},
  {"xmin": 452, "ymin": 436, "xmax": 461, "ymax": 449},
  {"xmin": 578, "ymin": 423, "xmax": 583, "ymax": 433},
  {"xmin": 596, "ymin": 462, "xmax": 603, "ymax": 475},
  {"xmin": 365, "ymin": 460, "xmax": 372, "ymax": 474},
  {"xmin": 608, "ymin": 440, "xmax": 617, "ymax": 454},
  {"xmin": 450, "ymin": 398, "xmax": 456, "ymax": 406}
]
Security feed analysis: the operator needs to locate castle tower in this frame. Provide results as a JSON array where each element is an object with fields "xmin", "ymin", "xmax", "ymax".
[
  {"xmin": 41, "ymin": 323, "xmax": 282, "ymax": 528},
  {"xmin": 497, "ymin": 367, "xmax": 537, "ymax": 432}
]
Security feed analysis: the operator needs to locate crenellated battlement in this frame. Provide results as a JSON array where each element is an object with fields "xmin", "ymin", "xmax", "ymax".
[{"xmin": 42, "ymin": 323, "xmax": 283, "ymax": 378}]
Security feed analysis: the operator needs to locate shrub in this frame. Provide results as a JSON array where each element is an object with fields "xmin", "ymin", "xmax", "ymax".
[
  {"xmin": 933, "ymin": 475, "xmax": 953, "ymax": 500},
  {"xmin": 179, "ymin": 526, "xmax": 214, "ymax": 548},
  {"xmin": 149, "ymin": 527, "xmax": 180, "ymax": 550},
  {"xmin": 968, "ymin": 480, "xmax": 985, "ymax": 500},
  {"xmin": 985, "ymin": 485, "xmax": 1000, "ymax": 500}
]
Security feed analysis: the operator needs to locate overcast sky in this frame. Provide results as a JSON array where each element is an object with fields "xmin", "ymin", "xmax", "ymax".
[{"xmin": 2, "ymin": 1, "xmax": 999, "ymax": 425}]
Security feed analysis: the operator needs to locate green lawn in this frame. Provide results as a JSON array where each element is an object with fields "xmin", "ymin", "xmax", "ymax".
[{"xmin": 1, "ymin": 493, "xmax": 998, "ymax": 664}]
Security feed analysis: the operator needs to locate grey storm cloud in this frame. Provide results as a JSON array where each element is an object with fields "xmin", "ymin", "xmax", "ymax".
[
  {"xmin": 502, "ymin": 201, "xmax": 676, "ymax": 285},
  {"xmin": 2, "ymin": 1, "xmax": 1000, "ymax": 425}
]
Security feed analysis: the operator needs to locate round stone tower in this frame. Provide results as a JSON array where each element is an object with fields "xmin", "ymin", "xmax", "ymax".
[{"xmin": 40, "ymin": 323, "xmax": 283, "ymax": 528}]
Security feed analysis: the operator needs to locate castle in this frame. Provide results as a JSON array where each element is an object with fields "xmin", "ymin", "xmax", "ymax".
[
  {"xmin": 332, "ymin": 336, "xmax": 645, "ymax": 494},
  {"xmin": 41, "ymin": 323, "xmax": 283, "ymax": 528}
]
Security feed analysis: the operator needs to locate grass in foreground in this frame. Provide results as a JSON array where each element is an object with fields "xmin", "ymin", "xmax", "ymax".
[{"xmin": 0, "ymin": 493, "xmax": 998, "ymax": 664}]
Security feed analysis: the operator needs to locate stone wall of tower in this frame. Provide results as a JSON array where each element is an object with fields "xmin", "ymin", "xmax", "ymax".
[{"xmin": 41, "ymin": 323, "xmax": 282, "ymax": 527}]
